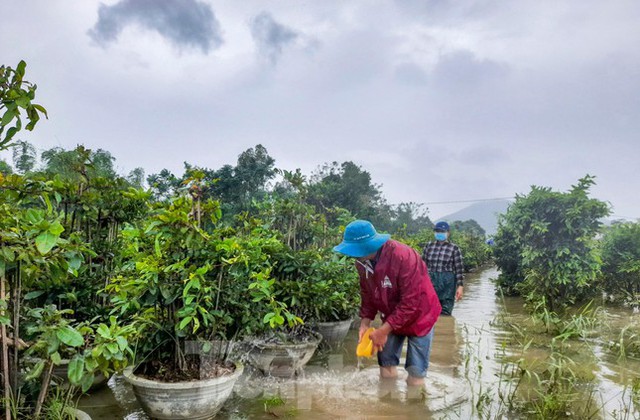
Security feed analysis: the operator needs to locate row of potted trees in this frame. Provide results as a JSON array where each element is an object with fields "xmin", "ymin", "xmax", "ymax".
[
  {"xmin": 107, "ymin": 181, "xmax": 359, "ymax": 418},
  {"xmin": 0, "ymin": 163, "xmax": 360, "ymax": 419}
]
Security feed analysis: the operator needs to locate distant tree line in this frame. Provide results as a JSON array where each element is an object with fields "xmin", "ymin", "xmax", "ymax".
[{"xmin": 1, "ymin": 141, "xmax": 492, "ymax": 265}]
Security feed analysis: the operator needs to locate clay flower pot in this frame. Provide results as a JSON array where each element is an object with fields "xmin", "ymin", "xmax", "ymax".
[
  {"xmin": 123, "ymin": 362, "xmax": 243, "ymax": 420},
  {"xmin": 314, "ymin": 319, "xmax": 353, "ymax": 347},
  {"xmin": 247, "ymin": 332, "xmax": 322, "ymax": 377}
]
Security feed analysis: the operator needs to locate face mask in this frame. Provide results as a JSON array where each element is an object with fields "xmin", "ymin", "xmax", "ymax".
[{"xmin": 435, "ymin": 232, "xmax": 447, "ymax": 241}]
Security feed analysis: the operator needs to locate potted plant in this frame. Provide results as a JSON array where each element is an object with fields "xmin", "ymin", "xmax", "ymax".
[
  {"xmin": 108, "ymin": 175, "xmax": 280, "ymax": 418},
  {"xmin": 250, "ymin": 183, "xmax": 358, "ymax": 350},
  {"xmin": 0, "ymin": 173, "xmax": 133, "ymax": 418},
  {"xmin": 271, "ymin": 248, "xmax": 359, "ymax": 348},
  {"xmin": 242, "ymin": 261, "xmax": 321, "ymax": 378},
  {"xmin": 213, "ymin": 213, "xmax": 320, "ymax": 378}
]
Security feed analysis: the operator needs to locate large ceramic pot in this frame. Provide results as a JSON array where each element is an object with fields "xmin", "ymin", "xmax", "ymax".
[
  {"xmin": 350, "ymin": 317, "xmax": 361, "ymax": 330},
  {"xmin": 123, "ymin": 362, "xmax": 243, "ymax": 420},
  {"xmin": 247, "ymin": 332, "xmax": 322, "ymax": 377},
  {"xmin": 314, "ymin": 319, "xmax": 353, "ymax": 347}
]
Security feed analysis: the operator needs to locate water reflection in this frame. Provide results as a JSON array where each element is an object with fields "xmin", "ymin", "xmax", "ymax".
[{"xmin": 79, "ymin": 266, "xmax": 640, "ymax": 419}]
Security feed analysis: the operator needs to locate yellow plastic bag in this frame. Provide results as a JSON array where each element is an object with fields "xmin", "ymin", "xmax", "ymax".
[{"xmin": 356, "ymin": 327, "xmax": 376, "ymax": 357}]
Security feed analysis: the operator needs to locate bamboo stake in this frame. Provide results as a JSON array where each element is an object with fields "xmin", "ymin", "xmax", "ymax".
[
  {"xmin": 10, "ymin": 268, "xmax": 20, "ymax": 394},
  {"xmin": 33, "ymin": 361, "xmax": 53, "ymax": 419},
  {"xmin": 1, "ymin": 276, "xmax": 11, "ymax": 420}
]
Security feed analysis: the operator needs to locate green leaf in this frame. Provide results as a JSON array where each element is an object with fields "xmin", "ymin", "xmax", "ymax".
[
  {"xmin": 35, "ymin": 231, "xmax": 58, "ymax": 255},
  {"xmin": 14, "ymin": 97, "xmax": 30, "ymax": 108},
  {"xmin": 50, "ymin": 351, "xmax": 62, "ymax": 365},
  {"xmin": 33, "ymin": 104, "xmax": 48, "ymax": 118},
  {"xmin": 56, "ymin": 325, "xmax": 84, "ymax": 347},
  {"xmin": 178, "ymin": 316, "xmax": 192, "ymax": 330},
  {"xmin": 0, "ymin": 248, "xmax": 14, "ymax": 263},
  {"xmin": 80, "ymin": 372, "xmax": 94, "ymax": 393},
  {"xmin": 4, "ymin": 126, "xmax": 18, "ymax": 143},
  {"xmin": 154, "ymin": 233, "xmax": 162, "ymax": 257},
  {"xmin": 68, "ymin": 356, "xmax": 85, "ymax": 384},
  {"xmin": 48, "ymin": 221, "xmax": 64, "ymax": 235},
  {"xmin": 116, "ymin": 336, "xmax": 128, "ymax": 351},
  {"xmin": 16, "ymin": 60, "xmax": 26, "ymax": 78},
  {"xmin": 192, "ymin": 317, "xmax": 200, "ymax": 333},
  {"xmin": 1, "ymin": 108, "xmax": 16, "ymax": 126},
  {"xmin": 25, "ymin": 208, "xmax": 42, "ymax": 224},
  {"xmin": 24, "ymin": 290, "xmax": 45, "ymax": 300},
  {"xmin": 42, "ymin": 193, "xmax": 53, "ymax": 213},
  {"xmin": 46, "ymin": 334, "xmax": 60, "ymax": 354},
  {"xmin": 96, "ymin": 324, "xmax": 111, "ymax": 339},
  {"xmin": 25, "ymin": 360, "xmax": 45, "ymax": 381},
  {"xmin": 67, "ymin": 253, "xmax": 82, "ymax": 271}
]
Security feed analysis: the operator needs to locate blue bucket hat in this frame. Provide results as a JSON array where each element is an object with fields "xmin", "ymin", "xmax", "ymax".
[
  {"xmin": 434, "ymin": 221, "xmax": 450, "ymax": 232},
  {"xmin": 333, "ymin": 220, "xmax": 390, "ymax": 258}
]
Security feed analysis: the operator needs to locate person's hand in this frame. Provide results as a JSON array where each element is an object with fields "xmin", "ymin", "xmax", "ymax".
[
  {"xmin": 369, "ymin": 329, "xmax": 388, "ymax": 352},
  {"xmin": 369, "ymin": 323, "xmax": 392, "ymax": 352},
  {"xmin": 455, "ymin": 285, "xmax": 464, "ymax": 301},
  {"xmin": 358, "ymin": 318, "xmax": 371, "ymax": 343}
]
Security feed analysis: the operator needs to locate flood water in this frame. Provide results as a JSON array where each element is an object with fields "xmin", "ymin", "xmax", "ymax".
[{"xmin": 79, "ymin": 266, "xmax": 640, "ymax": 419}]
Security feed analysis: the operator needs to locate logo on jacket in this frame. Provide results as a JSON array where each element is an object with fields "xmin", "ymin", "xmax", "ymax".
[{"xmin": 381, "ymin": 276, "xmax": 392, "ymax": 288}]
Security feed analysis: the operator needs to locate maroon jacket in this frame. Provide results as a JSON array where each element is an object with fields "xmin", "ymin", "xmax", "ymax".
[{"xmin": 358, "ymin": 240, "xmax": 441, "ymax": 337}]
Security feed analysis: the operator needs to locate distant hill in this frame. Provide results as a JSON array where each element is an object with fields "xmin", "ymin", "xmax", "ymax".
[{"xmin": 437, "ymin": 199, "xmax": 512, "ymax": 236}]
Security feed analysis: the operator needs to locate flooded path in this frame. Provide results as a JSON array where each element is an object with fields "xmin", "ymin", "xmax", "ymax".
[{"xmin": 79, "ymin": 266, "xmax": 640, "ymax": 419}]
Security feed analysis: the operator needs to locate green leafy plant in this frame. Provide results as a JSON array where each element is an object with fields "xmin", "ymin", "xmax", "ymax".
[
  {"xmin": 271, "ymin": 249, "xmax": 359, "ymax": 323},
  {"xmin": 108, "ymin": 173, "xmax": 299, "ymax": 378},
  {"xmin": 0, "ymin": 60, "xmax": 47, "ymax": 150},
  {"xmin": 493, "ymin": 176, "xmax": 610, "ymax": 312},
  {"xmin": 0, "ymin": 168, "xmax": 137, "ymax": 417},
  {"xmin": 599, "ymin": 221, "xmax": 640, "ymax": 304}
]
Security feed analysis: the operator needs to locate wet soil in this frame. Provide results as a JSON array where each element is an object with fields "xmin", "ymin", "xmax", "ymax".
[{"xmin": 135, "ymin": 355, "xmax": 236, "ymax": 382}]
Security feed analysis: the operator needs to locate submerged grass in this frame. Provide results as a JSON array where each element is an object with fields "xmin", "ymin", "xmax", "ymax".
[
  {"xmin": 608, "ymin": 321, "xmax": 640, "ymax": 360},
  {"xmin": 457, "ymin": 298, "xmax": 634, "ymax": 419}
]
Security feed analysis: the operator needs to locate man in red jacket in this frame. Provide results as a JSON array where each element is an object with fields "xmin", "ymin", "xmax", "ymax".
[{"xmin": 334, "ymin": 220, "xmax": 441, "ymax": 386}]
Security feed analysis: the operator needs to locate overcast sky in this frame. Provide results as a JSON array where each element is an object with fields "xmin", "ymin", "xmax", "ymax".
[{"xmin": 1, "ymin": 1, "xmax": 639, "ymax": 219}]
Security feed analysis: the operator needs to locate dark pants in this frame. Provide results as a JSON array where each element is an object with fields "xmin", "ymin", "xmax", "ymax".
[{"xmin": 431, "ymin": 271, "xmax": 456, "ymax": 315}]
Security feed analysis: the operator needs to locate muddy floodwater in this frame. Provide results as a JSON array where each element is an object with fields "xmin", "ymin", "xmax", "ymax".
[{"xmin": 79, "ymin": 266, "xmax": 640, "ymax": 419}]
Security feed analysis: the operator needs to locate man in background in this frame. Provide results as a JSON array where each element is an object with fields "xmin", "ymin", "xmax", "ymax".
[{"xmin": 422, "ymin": 221, "xmax": 464, "ymax": 315}]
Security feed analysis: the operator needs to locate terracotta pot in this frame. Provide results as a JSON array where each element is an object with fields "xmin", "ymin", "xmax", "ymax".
[
  {"xmin": 123, "ymin": 361, "xmax": 243, "ymax": 420},
  {"xmin": 247, "ymin": 332, "xmax": 322, "ymax": 377}
]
